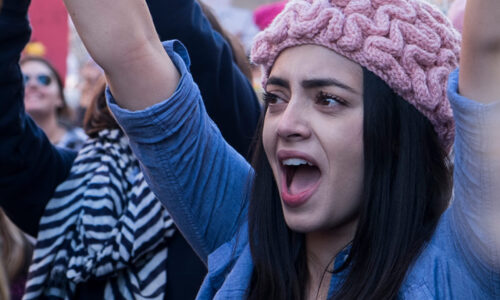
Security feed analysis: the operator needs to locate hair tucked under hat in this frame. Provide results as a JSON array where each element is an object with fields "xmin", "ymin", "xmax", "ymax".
[{"xmin": 251, "ymin": 0, "xmax": 461, "ymax": 151}]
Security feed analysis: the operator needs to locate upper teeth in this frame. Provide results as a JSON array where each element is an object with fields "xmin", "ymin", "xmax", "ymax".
[{"xmin": 282, "ymin": 158, "xmax": 313, "ymax": 166}]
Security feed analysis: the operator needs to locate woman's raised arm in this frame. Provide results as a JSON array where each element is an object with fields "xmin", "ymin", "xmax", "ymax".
[
  {"xmin": 66, "ymin": 0, "xmax": 253, "ymax": 262},
  {"xmin": 147, "ymin": 0, "xmax": 261, "ymax": 157},
  {"xmin": 449, "ymin": 0, "xmax": 500, "ymax": 279},
  {"xmin": 0, "ymin": 0, "xmax": 76, "ymax": 236},
  {"xmin": 63, "ymin": 0, "xmax": 179, "ymax": 111},
  {"xmin": 459, "ymin": 0, "xmax": 500, "ymax": 103}
]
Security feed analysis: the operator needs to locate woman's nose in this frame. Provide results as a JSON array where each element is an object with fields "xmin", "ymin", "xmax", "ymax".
[
  {"xmin": 24, "ymin": 75, "xmax": 38, "ymax": 88},
  {"xmin": 276, "ymin": 100, "xmax": 311, "ymax": 140}
]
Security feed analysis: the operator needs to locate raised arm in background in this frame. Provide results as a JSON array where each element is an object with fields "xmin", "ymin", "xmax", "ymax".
[
  {"xmin": 144, "ymin": 3, "xmax": 261, "ymax": 292},
  {"xmin": 148, "ymin": 0, "xmax": 261, "ymax": 157},
  {"xmin": 0, "ymin": 0, "xmax": 75, "ymax": 236}
]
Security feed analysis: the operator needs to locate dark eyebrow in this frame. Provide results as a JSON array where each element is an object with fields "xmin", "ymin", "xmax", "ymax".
[
  {"xmin": 266, "ymin": 77, "xmax": 290, "ymax": 89},
  {"xmin": 302, "ymin": 78, "xmax": 358, "ymax": 94}
]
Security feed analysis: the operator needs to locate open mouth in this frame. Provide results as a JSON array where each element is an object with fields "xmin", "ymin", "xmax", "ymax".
[{"xmin": 282, "ymin": 158, "xmax": 321, "ymax": 196}]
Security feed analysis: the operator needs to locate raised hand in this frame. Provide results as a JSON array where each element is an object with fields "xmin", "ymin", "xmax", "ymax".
[
  {"xmin": 459, "ymin": 0, "xmax": 500, "ymax": 103},
  {"xmin": 456, "ymin": 0, "xmax": 500, "ymax": 271},
  {"xmin": 63, "ymin": 0, "xmax": 179, "ymax": 110}
]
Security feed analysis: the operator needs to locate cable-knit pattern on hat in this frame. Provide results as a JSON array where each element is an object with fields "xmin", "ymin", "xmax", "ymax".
[{"xmin": 251, "ymin": 0, "xmax": 460, "ymax": 151}]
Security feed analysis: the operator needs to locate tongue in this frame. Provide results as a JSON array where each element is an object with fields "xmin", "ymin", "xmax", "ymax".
[{"xmin": 289, "ymin": 166, "xmax": 321, "ymax": 195}]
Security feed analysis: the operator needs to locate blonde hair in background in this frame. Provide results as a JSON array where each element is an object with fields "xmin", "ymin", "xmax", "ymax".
[
  {"xmin": 0, "ymin": 259, "xmax": 9, "ymax": 300},
  {"xmin": 0, "ymin": 209, "xmax": 33, "ymax": 299}
]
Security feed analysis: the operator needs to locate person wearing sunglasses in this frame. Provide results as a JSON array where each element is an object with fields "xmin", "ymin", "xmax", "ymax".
[
  {"xmin": 23, "ymin": 73, "xmax": 52, "ymax": 86},
  {"xmin": 20, "ymin": 56, "xmax": 87, "ymax": 151}
]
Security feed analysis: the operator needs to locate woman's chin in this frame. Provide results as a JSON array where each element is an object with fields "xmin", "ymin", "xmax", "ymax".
[
  {"xmin": 283, "ymin": 215, "xmax": 319, "ymax": 234},
  {"xmin": 26, "ymin": 108, "xmax": 51, "ymax": 120}
]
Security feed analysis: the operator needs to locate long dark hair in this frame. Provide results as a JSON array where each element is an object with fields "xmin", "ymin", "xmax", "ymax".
[
  {"xmin": 82, "ymin": 75, "xmax": 120, "ymax": 138},
  {"xmin": 247, "ymin": 68, "xmax": 452, "ymax": 299}
]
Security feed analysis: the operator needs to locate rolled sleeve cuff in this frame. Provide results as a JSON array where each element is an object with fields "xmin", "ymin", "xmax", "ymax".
[
  {"xmin": 448, "ymin": 69, "xmax": 490, "ymax": 127},
  {"xmin": 107, "ymin": 40, "xmax": 200, "ymax": 144},
  {"xmin": 448, "ymin": 68, "xmax": 500, "ymax": 152}
]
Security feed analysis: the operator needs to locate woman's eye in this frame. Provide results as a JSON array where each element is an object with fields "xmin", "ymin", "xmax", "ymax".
[
  {"xmin": 315, "ymin": 92, "xmax": 345, "ymax": 107},
  {"xmin": 263, "ymin": 92, "xmax": 285, "ymax": 105}
]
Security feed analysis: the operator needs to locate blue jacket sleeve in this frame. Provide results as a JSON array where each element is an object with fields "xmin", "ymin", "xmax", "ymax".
[
  {"xmin": 108, "ymin": 41, "xmax": 253, "ymax": 265},
  {"xmin": 147, "ymin": 0, "xmax": 261, "ymax": 158},
  {"xmin": 0, "ymin": 0, "xmax": 76, "ymax": 236},
  {"xmin": 442, "ymin": 69, "xmax": 500, "ymax": 288}
]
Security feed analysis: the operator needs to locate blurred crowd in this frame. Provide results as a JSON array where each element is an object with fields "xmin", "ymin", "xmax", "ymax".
[{"xmin": 0, "ymin": 0, "xmax": 495, "ymax": 300}]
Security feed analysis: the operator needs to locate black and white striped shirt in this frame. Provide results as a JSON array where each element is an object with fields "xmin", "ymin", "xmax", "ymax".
[{"xmin": 24, "ymin": 129, "xmax": 175, "ymax": 299}]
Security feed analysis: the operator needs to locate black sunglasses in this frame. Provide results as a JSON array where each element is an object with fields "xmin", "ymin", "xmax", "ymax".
[{"xmin": 23, "ymin": 74, "xmax": 52, "ymax": 86}]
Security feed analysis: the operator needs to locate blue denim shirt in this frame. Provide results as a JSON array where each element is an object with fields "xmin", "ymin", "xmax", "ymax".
[{"xmin": 108, "ymin": 41, "xmax": 500, "ymax": 299}]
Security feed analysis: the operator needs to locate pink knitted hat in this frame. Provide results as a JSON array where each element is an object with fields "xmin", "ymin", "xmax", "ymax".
[{"xmin": 251, "ymin": 0, "xmax": 461, "ymax": 151}]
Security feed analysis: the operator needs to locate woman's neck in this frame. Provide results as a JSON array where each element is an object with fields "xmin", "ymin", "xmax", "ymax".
[
  {"xmin": 305, "ymin": 219, "xmax": 358, "ymax": 300},
  {"xmin": 33, "ymin": 114, "xmax": 66, "ymax": 145}
]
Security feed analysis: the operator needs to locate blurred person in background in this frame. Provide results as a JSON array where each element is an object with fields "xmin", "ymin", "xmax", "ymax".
[
  {"xmin": 22, "ymin": 76, "xmax": 179, "ymax": 299},
  {"xmin": 73, "ymin": 58, "xmax": 103, "ymax": 126},
  {"xmin": 202, "ymin": 0, "xmax": 259, "ymax": 52},
  {"xmin": 20, "ymin": 56, "xmax": 87, "ymax": 150}
]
